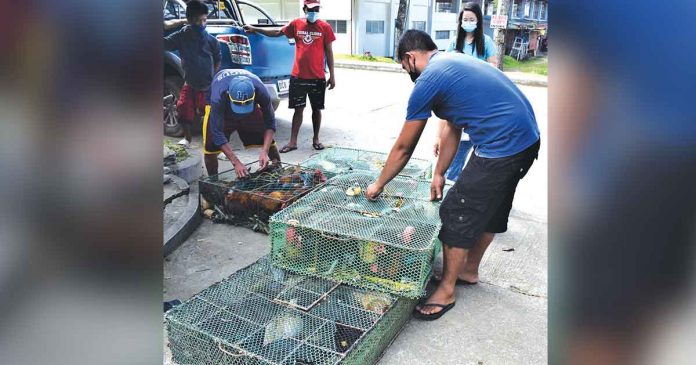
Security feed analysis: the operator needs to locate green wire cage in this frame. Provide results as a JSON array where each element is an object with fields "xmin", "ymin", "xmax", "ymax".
[
  {"xmin": 269, "ymin": 172, "xmax": 444, "ymax": 298},
  {"xmin": 165, "ymin": 256, "xmax": 417, "ymax": 365},
  {"xmin": 300, "ymin": 147, "xmax": 433, "ymax": 180},
  {"xmin": 199, "ymin": 163, "xmax": 328, "ymax": 232}
]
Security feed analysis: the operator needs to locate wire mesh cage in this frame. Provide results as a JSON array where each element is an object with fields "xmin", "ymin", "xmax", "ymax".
[
  {"xmin": 269, "ymin": 171, "xmax": 444, "ymax": 298},
  {"xmin": 199, "ymin": 163, "xmax": 328, "ymax": 233},
  {"xmin": 300, "ymin": 147, "xmax": 433, "ymax": 180},
  {"xmin": 165, "ymin": 256, "xmax": 417, "ymax": 365}
]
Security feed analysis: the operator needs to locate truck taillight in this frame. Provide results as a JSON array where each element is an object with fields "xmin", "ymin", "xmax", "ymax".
[{"xmin": 216, "ymin": 34, "xmax": 253, "ymax": 65}]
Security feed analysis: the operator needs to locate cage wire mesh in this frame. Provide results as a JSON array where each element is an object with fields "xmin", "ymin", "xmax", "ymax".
[
  {"xmin": 199, "ymin": 162, "xmax": 328, "ymax": 233},
  {"xmin": 165, "ymin": 256, "xmax": 417, "ymax": 365},
  {"xmin": 269, "ymin": 171, "xmax": 446, "ymax": 298},
  {"xmin": 300, "ymin": 147, "xmax": 432, "ymax": 180}
]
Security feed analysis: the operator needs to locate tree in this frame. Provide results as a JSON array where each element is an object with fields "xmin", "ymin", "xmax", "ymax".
[
  {"xmin": 494, "ymin": 0, "xmax": 510, "ymax": 71},
  {"xmin": 393, "ymin": 0, "xmax": 410, "ymax": 60}
]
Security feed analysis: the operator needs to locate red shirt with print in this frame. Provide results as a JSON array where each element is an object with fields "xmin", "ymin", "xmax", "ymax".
[{"xmin": 282, "ymin": 18, "xmax": 336, "ymax": 80}]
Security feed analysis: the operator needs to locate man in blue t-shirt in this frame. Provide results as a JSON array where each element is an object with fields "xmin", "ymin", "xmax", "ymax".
[
  {"xmin": 366, "ymin": 30, "xmax": 540, "ymax": 321},
  {"xmin": 202, "ymin": 69, "xmax": 281, "ymax": 177}
]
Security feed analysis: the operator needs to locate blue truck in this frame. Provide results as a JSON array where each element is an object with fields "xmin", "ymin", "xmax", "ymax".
[{"xmin": 163, "ymin": 0, "xmax": 295, "ymax": 137}]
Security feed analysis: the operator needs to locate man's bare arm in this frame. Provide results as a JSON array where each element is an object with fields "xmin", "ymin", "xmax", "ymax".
[
  {"xmin": 220, "ymin": 143, "xmax": 249, "ymax": 178},
  {"xmin": 429, "ymin": 122, "xmax": 461, "ymax": 200},
  {"xmin": 243, "ymin": 25, "xmax": 283, "ymax": 37},
  {"xmin": 366, "ymin": 120, "xmax": 427, "ymax": 200},
  {"xmin": 325, "ymin": 42, "xmax": 335, "ymax": 89},
  {"xmin": 434, "ymin": 122, "xmax": 461, "ymax": 177},
  {"xmin": 164, "ymin": 19, "xmax": 187, "ymax": 31}
]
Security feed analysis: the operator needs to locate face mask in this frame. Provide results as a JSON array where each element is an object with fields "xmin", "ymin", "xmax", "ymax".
[
  {"xmin": 306, "ymin": 12, "xmax": 319, "ymax": 23},
  {"xmin": 192, "ymin": 24, "xmax": 206, "ymax": 32},
  {"xmin": 461, "ymin": 21, "xmax": 477, "ymax": 32},
  {"xmin": 406, "ymin": 56, "xmax": 420, "ymax": 83}
]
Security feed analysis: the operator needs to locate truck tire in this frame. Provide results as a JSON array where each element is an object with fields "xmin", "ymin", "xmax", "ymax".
[{"xmin": 164, "ymin": 75, "xmax": 184, "ymax": 137}]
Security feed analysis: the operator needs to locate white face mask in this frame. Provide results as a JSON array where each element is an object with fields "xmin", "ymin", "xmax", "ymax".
[{"xmin": 461, "ymin": 21, "xmax": 477, "ymax": 32}]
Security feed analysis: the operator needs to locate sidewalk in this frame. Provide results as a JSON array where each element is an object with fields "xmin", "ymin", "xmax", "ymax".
[{"xmin": 335, "ymin": 58, "xmax": 547, "ymax": 87}]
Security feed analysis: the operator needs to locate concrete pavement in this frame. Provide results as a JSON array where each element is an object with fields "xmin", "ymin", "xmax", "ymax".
[{"xmin": 164, "ymin": 67, "xmax": 547, "ymax": 364}]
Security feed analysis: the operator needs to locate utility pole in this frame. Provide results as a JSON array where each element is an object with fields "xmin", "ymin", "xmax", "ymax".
[
  {"xmin": 393, "ymin": 0, "xmax": 410, "ymax": 60},
  {"xmin": 494, "ymin": 0, "xmax": 510, "ymax": 71}
]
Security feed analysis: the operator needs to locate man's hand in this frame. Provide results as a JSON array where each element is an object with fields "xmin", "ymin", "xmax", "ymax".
[
  {"xmin": 366, "ymin": 183, "xmax": 384, "ymax": 201},
  {"xmin": 233, "ymin": 160, "xmax": 250, "ymax": 178},
  {"xmin": 433, "ymin": 139, "xmax": 440, "ymax": 157},
  {"xmin": 327, "ymin": 76, "xmax": 336, "ymax": 90},
  {"xmin": 242, "ymin": 25, "xmax": 256, "ymax": 33},
  {"xmin": 258, "ymin": 151, "xmax": 270, "ymax": 170},
  {"xmin": 430, "ymin": 174, "xmax": 445, "ymax": 201}
]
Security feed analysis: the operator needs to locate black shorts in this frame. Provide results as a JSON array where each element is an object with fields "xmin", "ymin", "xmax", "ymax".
[
  {"xmin": 438, "ymin": 140, "xmax": 540, "ymax": 249},
  {"xmin": 288, "ymin": 77, "xmax": 326, "ymax": 110}
]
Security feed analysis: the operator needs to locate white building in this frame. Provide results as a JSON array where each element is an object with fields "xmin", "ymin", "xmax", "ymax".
[{"xmin": 250, "ymin": 0, "xmax": 463, "ymax": 57}]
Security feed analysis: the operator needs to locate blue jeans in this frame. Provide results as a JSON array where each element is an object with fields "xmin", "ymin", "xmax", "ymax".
[{"xmin": 445, "ymin": 140, "xmax": 473, "ymax": 181}]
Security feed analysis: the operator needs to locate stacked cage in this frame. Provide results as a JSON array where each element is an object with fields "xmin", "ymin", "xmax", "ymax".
[
  {"xmin": 300, "ymin": 147, "xmax": 432, "ymax": 180},
  {"xmin": 269, "ymin": 172, "xmax": 443, "ymax": 298},
  {"xmin": 166, "ymin": 256, "xmax": 417, "ymax": 365},
  {"xmin": 199, "ymin": 163, "xmax": 328, "ymax": 232}
]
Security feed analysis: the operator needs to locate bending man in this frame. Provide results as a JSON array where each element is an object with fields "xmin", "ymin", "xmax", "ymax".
[{"xmin": 203, "ymin": 69, "xmax": 281, "ymax": 177}]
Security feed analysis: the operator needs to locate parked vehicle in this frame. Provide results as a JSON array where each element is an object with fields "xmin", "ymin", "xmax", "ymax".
[{"xmin": 163, "ymin": 0, "xmax": 294, "ymax": 137}]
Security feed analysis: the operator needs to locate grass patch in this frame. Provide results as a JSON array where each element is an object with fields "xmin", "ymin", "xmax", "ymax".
[
  {"xmin": 503, "ymin": 56, "xmax": 547, "ymax": 76},
  {"xmin": 164, "ymin": 140, "xmax": 190, "ymax": 162},
  {"xmin": 335, "ymin": 53, "xmax": 396, "ymax": 64}
]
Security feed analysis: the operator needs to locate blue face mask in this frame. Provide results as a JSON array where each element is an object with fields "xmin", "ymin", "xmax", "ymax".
[
  {"xmin": 192, "ymin": 24, "xmax": 206, "ymax": 32},
  {"xmin": 461, "ymin": 21, "xmax": 477, "ymax": 33},
  {"xmin": 306, "ymin": 12, "xmax": 319, "ymax": 23}
]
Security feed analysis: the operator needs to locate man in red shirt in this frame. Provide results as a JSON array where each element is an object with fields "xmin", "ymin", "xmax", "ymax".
[{"xmin": 243, "ymin": 0, "xmax": 336, "ymax": 153}]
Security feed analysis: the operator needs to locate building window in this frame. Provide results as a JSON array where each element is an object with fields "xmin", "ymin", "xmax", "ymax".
[
  {"xmin": 537, "ymin": 2, "xmax": 546, "ymax": 20},
  {"xmin": 326, "ymin": 19, "xmax": 347, "ymax": 34},
  {"xmin": 435, "ymin": 30, "xmax": 450, "ymax": 40},
  {"xmin": 524, "ymin": 1, "xmax": 532, "ymax": 18},
  {"xmin": 541, "ymin": 2, "xmax": 547, "ymax": 19},
  {"xmin": 435, "ymin": 0, "xmax": 455, "ymax": 14},
  {"xmin": 484, "ymin": 0, "xmax": 495, "ymax": 16},
  {"xmin": 366, "ymin": 20, "xmax": 385, "ymax": 34},
  {"xmin": 411, "ymin": 21, "xmax": 426, "ymax": 31},
  {"xmin": 511, "ymin": 1, "xmax": 518, "ymax": 19}
]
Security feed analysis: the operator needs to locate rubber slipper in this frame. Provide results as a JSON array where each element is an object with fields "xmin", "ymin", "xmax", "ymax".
[
  {"xmin": 413, "ymin": 302, "xmax": 456, "ymax": 321},
  {"xmin": 312, "ymin": 142, "xmax": 325, "ymax": 150},
  {"xmin": 279, "ymin": 145, "xmax": 298, "ymax": 153},
  {"xmin": 430, "ymin": 276, "xmax": 478, "ymax": 286}
]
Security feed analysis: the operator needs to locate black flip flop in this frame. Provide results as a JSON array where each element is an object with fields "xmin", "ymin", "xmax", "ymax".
[
  {"xmin": 430, "ymin": 276, "xmax": 478, "ymax": 286},
  {"xmin": 312, "ymin": 142, "xmax": 325, "ymax": 150},
  {"xmin": 413, "ymin": 302, "xmax": 456, "ymax": 321},
  {"xmin": 279, "ymin": 145, "xmax": 298, "ymax": 153}
]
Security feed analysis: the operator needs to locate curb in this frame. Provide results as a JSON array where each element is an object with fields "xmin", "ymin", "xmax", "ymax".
[
  {"xmin": 334, "ymin": 61, "xmax": 547, "ymax": 87},
  {"xmin": 505, "ymin": 77, "xmax": 547, "ymax": 87},
  {"xmin": 163, "ymin": 175, "xmax": 189, "ymax": 207},
  {"xmin": 164, "ymin": 179, "xmax": 202, "ymax": 256},
  {"xmin": 335, "ymin": 61, "xmax": 405, "ymax": 74},
  {"xmin": 168, "ymin": 153, "xmax": 203, "ymax": 184}
]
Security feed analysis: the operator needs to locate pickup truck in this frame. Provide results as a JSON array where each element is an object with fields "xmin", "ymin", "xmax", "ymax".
[{"xmin": 163, "ymin": 0, "xmax": 295, "ymax": 137}]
